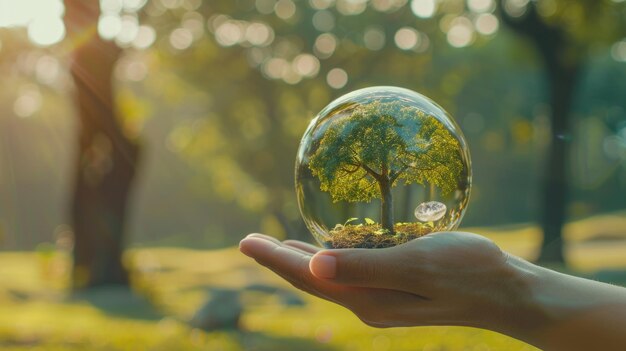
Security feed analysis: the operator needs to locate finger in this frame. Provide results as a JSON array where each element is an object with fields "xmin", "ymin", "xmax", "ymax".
[
  {"xmin": 240, "ymin": 237, "xmax": 429, "ymax": 324},
  {"xmin": 244, "ymin": 234, "xmax": 315, "ymax": 256},
  {"xmin": 245, "ymin": 233, "xmax": 282, "ymax": 244},
  {"xmin": 240, "ymin": 237, "xmax": 344, "ymax": 297},
  {"xmin": 283, "ymin": 240, "xmax": 321, "ymax": 254},
  {"xmin": 309, "ymin": 242, "xmax": 425, "ymax": 293}
]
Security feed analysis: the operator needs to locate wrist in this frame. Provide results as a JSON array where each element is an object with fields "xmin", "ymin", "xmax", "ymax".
[
  {"xmin": 477, "ymin": 253, "xmax": 549, "ymax": 347},
  {"xmin": 486, "ymin": 253, "xmax": 626, "ymax": 349}
]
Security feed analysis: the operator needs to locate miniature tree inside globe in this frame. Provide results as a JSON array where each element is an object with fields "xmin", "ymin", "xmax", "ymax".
[{"xmin": 295, "ymin": 87, "xmax": 471, "ymax": 249}]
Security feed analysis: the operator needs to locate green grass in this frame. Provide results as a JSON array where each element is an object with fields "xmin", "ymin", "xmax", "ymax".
[{"xmin": 1, "ymin": 212, "xmax": 625, "ymax": 350}]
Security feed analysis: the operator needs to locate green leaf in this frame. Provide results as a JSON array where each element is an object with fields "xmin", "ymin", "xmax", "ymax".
[
  {"xmin": 344, "ymin": 217, "xmax": 358, "ymax": 226},
  {"xmin": 364, "ymin": 217, "xmax": 375, "ymax": 225}
]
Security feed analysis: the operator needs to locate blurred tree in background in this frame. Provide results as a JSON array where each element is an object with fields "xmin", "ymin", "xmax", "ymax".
[
  {"xmin": 64, "ymin": 0, "xmax": 139, "ymax": 289},
  {"xmin": 498, "ymin": 0, "xmax": 626, "ymax": 263}
]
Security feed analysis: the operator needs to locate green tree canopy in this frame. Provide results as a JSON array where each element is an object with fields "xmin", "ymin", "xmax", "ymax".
[{"xmin": 309, "ymin": 100, "xmax": 463, "ymax": 233}]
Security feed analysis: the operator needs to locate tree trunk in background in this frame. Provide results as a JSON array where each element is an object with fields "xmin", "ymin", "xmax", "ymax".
[
  {"xmin": 537, "ymin": 56, "xmax": 580, "ymax": 263},
  {"xmin": 498, "ymin": 2, "xmax": 583, "ymax": 264},
  {"xmin": 65, "ymin": 0, "xmax": 140, "ymax": 289}
]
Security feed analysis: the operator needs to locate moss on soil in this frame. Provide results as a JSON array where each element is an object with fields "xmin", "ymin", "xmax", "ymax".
[{"xmin": 324, "ymin": 223, "xmax": 432, "ymax": 249}]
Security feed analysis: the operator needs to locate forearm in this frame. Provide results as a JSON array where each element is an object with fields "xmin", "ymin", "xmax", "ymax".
[{"xmin": 493, "ymin": 254, "xmax": 626, "ymax": 350}]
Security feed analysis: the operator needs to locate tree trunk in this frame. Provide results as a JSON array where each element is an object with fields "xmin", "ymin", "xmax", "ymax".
[
  {"xmin": 379, "ymin": 178, "xmax": 395, "ymax": 234},
  {"xmin": 497, "ymin": 1, "xmax": 583, "ymax": 265},
  {"xmin": 537, "ymin": 59, "xmax": 580, "ymax": 263},
  {"xmin": 65, "ymin": 0, "xmax": 140, "ymax": 289}
]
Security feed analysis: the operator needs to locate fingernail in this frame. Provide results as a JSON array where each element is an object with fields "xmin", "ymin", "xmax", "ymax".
[{"xmin": 310, "ymin": 254, "xmax": 336, "ymax": 279}]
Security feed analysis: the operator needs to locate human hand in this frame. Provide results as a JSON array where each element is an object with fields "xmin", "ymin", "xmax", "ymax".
[
  {"xmin": 240, "ymin": 232, "xmax": 626, "ymax": 350},
  {"xmin": 239, "ymin": 232, "xmax": 536, "ymax": 336}
]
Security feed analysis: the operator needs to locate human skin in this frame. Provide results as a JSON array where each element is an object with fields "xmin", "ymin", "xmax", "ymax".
[{"xmin": 239, "ymin": 232, "xmax": 626, "ymax": 350}]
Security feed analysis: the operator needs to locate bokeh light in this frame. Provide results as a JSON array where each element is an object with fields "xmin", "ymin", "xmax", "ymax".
[
  {"xmin": 467, "ymin": 0, "xmax": 495, "ymax": 13},
  {"xmin": 35, "ymin": 55, "xmax": 61, "ymax": 85},
  {"xmin": 245, "ymin": 22, "xmax": 274, "ymax": 46},
  {"xmin": 0, "ymin": 0, "xmax": 66, "ymax": 46},
  {"xmin": 611, "ymin": 39, "xmax": 626, "ymax": 62},
  {"xmin": 122, "ymin": 0, "xmax": 148, "ymax": 12},
  {"xmin": 394, "ymin": 27, "xmax": 419, "ymax": 50},
  {"xmin": 475, "ymin": 13, "xmax": 499, "ymax": 35},
  {"xmin": 293, "ymin": 53, "xmax": 320, "ymax": 78},
  {"xmin": 336, "ymin": 0, "xmax": 367, "ymax": 16},
  {"xmin": 132, "ymin": 25, "xmax": 157, "ymax": 49},
  {"xmin": 115, "ymin": 14, "xmax": 140, "ymax": 46},
  {"xmin": 13, "ymin": 84, "xmax": 42, "ymax": 118},
  {"xmin": 274, "ymin": 0, "xmax": 297, "ymax": 20},
  {"xmin": 312, "ymin": 10, "xmax": 335, "ymax": 32},
  {"xmin": 410, "ymin": 0, "xmax": 436, "ymax": 18},
  {"xmin": 182, "ymin": 11, "xmax": 205, "ymax": 40},
  {"xmin": 503, "ymin": 0, "xmax": 529, "ymax": 18},
  {"xmin": 326, "ymin": 68, "xmax": 348, "ymax": 89},
  {"xmin": 314, "ymin": 33, "xmax": 338, "ymax": 58},
  {"xmin": 98, "ymin": 14, "xmax": 123, "ymax": 40},
  {"xmin": 263, "ymin": 57, "xmax": 288, "ymax": 79},
  {"xmin": 101, "ymin": 0, "xmax": 123, "ymax": 14},
  {"xmin": 28, "ymin": 17, "xmax": 65, "ymax": 47},
  {"xmin": 215, "ymin": 21, "xmax": 245, "ymax": 47},
  {"xmin": 363, "ymin": 26, "xmax": 386, "ymax": 51},
  {"xmin": 256, "ymin": 0, "xmax": 276, "ymax": 14},
  {"xmin": 447, "ymin": 17, "xmax": 475, "ymax": 48},
  {"xmin": 169, "ymin": 27, "xmax": 193, "ymax": 50},
  {"xmin": 309, "ymin": 0, "xmax": 333, "ymax": 10}
]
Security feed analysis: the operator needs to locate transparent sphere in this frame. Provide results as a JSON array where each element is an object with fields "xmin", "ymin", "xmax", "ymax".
[{"xmin": 295, "ymin": 86, "xmax": 472, "ymax": 249}]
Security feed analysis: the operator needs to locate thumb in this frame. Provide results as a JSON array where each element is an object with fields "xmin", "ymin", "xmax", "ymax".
[{"xmin": 309, "ymin": 247, "xmax": 414, "ymax": 291}]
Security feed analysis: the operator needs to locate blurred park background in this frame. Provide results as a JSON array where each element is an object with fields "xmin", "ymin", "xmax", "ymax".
[{"xmin": 0, "ymin": 0, "xmax": 625, "ymax": 349}]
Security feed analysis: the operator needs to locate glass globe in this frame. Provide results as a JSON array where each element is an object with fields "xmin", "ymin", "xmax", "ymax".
[{"xmin": 295, "ymin": 86, "xmax": 471, "ymax": 249}]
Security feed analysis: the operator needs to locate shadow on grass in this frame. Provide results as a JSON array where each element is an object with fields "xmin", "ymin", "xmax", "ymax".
[
  {"xmin": 72, "ymin": 285, "xmax": 163, "ymax": 321},
  {"xmin": 236, "ymin": 331, "xmax": 338, "ymax": 351}
]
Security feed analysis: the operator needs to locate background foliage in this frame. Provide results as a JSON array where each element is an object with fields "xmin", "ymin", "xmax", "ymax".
[{"xmin": 1, "ymin": 0, "xmax": 625, "ymax": 250}]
